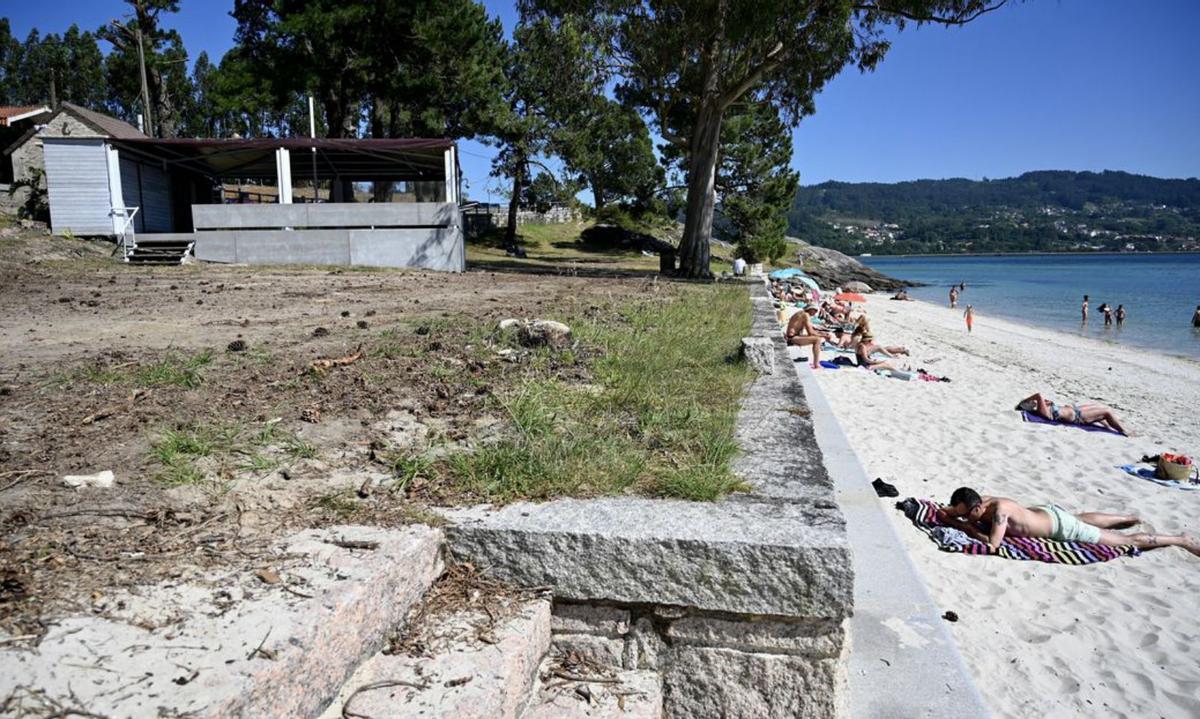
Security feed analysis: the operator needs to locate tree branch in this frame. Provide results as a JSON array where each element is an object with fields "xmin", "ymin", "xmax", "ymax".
[
  {"xmin": 852, "ymin": 0, "xmax": 1010, "ymax": 26},
  {"xmin": 720, "ymin": 41, "xmax": 785, "ymax": 108}
]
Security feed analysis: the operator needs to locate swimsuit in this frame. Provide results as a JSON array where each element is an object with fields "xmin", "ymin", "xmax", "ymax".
[
  {"xmin": 1035, "ymin": 504, "xmax": 1101, "ymax": 544},
  {"xmin": 1047, "ymin": 402, "xmax": 1084, "ymax": 424}
]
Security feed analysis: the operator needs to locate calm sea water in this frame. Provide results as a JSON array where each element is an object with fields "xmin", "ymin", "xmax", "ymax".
[{"xmin": 861, "ymin": 253, "xmax": 1200, "ymax": 359}]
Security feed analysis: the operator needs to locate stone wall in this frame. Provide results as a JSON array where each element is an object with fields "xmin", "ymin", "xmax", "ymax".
[
  {"xmin": 9, "ymin": 113, "xmax": 99, "ymax": 187},
  {"xmin": 447, "ymin": 280, "xmax": 853, "ymax": 718}
]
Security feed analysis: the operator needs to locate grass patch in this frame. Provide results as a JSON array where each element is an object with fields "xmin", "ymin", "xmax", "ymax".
[
  {"xmin": 149, "ymin": 419, "xmax": 316, "ymax": 485},
  {"xmin": 63, "ymin": 350, "xmax": 215, "ymax": 389},
  {"xmin": 444, "ymin": 283, "xmax": 753, "ymax": 502}
]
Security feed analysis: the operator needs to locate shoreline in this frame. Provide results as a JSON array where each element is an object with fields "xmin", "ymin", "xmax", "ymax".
[
  {"xmin": 861, "ymin": 250, "xmax": 1200, "ymax": 259},
  {"xmin": 805, "ymin": 296, "xmax": 1200, "ymax": 718}
]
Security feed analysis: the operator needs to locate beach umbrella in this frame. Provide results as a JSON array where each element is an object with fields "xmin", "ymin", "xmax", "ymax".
[
  {"xmin": 835, "ymin": 292, "xmax": 867, "ymax": 303},
  {"xmin": 768, "ymin": 268, "xmax": 804, "ymax": 279},
  {"xmin": 793, "ymin": 275, "xmax": 820, "ymax": 291}
]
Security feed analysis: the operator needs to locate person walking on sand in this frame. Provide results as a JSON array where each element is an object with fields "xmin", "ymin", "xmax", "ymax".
[
  {"xmin": 785, "ymin": 305, "xmax": 823, "ymax": 369},
  {"xmin": 1081, "ymin": 295, "xmax": 1089, "ymax": 323},
  {"xmin": 1116, "ymin": 304, "xmax": 1126, "ymax": 326},
  {"xmin": 949, "ymin": 286, "xmax": 959, "ymax": 308},
  {"xmin": 941, "ymin": 487, "xmax": 1200, "ymax": 557},
  {"xmin": 964, "ymin": 305, "xmax": 975, "ymax": 333}
]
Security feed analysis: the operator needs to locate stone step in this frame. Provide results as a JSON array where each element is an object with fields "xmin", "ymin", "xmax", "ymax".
[
  {"xmin": 520, "ymin": 658, "xmax": 662, "ymax": 719},
  {"xmin": 0, "ymin": 524, "xmax": 443, "ymax": 719},
  {"xmin": 319, "ymin": 597, "xmax": 551, "ymax": 719}
]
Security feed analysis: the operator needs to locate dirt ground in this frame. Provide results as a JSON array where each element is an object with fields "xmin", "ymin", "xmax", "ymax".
[{"xmin": 0, "ymin": 227, "xmax": 660, "ymax": 639}]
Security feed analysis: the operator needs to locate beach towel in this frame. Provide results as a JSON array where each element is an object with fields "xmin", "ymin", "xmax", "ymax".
[
  {"xmin": 1021, "ymin": 411, "xmax": 1124, "ymax": 436},
  {"xmin": 1118, "ymin": 464, "xmax": 1200, "ymax": 491},
  {"xmin": 897, "ymin": 498, "xmax": 1139, "ymax": 564}
]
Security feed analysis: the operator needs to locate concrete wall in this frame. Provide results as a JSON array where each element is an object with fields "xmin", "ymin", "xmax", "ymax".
[
  {"xmin": 43, "ymin": 138, "xmax": 115, "ymax": 236},
  {"xmin": 192, "ymin": 202, "xmax": 465, "ymax": 272}
]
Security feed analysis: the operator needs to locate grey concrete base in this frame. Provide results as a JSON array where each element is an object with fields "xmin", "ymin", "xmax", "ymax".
[
  {"xmin": 446, "ymin": 496, "xmax": 850, "ymax": 620},
  {"xmin": 789, "ymin": 343, "xmax": 991, "ymax": 718},
  {"xmin": 0, "ymin": 525, "xmax": 444, "ymax": 719}
]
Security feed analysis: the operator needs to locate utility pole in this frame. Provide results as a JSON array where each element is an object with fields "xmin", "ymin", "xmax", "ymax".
[{"xmin": 135, "ymin": 26, "xmax": 154, "ymax": 137}]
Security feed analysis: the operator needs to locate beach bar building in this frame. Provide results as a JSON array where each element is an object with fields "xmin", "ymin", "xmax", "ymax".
[{"xmin": 39, "ymin": 136, "xmax": 463, "ymax": 271}]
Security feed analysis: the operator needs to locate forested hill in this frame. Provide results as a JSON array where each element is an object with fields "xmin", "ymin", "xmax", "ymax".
[{"xmin": 787, "ymin": 170, "xmax": 1200, "ymax": 255}]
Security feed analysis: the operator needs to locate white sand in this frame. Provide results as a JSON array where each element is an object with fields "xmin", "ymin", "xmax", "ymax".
[{"xmin": 806, "ymin": 298, "xmax": 1200, "ymax": 718}]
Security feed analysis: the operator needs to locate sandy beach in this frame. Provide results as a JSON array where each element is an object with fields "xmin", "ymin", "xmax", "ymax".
[{"xmin": 806, "ymin": 297, "xmax": 1200, "ymax": 718}]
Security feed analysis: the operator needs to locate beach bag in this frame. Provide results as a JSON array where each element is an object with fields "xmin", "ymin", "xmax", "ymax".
[{"xmin": 1155, "ymin": 453, "xmax": 1196, "ymax": 482}]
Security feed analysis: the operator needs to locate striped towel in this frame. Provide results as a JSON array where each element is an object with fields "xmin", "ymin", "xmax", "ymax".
[{"xmin": 898, "ymin": 498, "xmax": 1139, "ymax": 564}]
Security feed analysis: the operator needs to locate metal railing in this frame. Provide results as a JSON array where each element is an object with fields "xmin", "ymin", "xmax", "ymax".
[{"xmin": 111, "ymin": 206, "xmax": 140, "ymax": 261}]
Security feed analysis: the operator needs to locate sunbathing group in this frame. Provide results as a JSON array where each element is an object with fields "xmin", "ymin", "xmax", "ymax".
[{"xmin": 784, "ymin": 303, "xmax": 908, "ymax": 371}]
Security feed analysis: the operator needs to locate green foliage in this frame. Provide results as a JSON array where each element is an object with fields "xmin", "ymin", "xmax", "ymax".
[
  {"xmin": 0, "ymin": 22, "xmax": 106, "ymax": 109},
  {"xmin": 788, "ymin": 170, "xmax": 1200, "ymax": 255},
  {"xmin": 526, "ymin": 0, "xmax": 1007, "ymax": 276},
  {"xmin": 150, "ymin": 418, "xmax": 317, "ymax": 485},
  {"xmin": 228, "ymin": 0, "xmax": 508, "ymax": 139},
  {"xmin": 714, "ymin": 103, "xmax": 798, "ymax": 264},
  {"xmin": 97, "ymin": 1, "xmax": 193, "ymax": 137}
]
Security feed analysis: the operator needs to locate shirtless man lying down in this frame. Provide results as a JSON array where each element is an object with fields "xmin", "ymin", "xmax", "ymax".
[{"xmin": 941, "ymin": 487, "xmax": 1200, "ymax": 557}]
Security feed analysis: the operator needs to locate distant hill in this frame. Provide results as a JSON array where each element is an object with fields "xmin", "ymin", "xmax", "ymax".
[{"xmin": 787, "ymin": 170, "xmax": 1200, "ymax": 255}]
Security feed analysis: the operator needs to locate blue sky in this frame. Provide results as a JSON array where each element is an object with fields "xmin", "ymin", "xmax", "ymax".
[{"xmin": 6, "ymin": 0, "xmax": 1199, "ymax": 202}]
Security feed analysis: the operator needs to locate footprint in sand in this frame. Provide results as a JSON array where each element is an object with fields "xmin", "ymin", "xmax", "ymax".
[{"xmin": 1138, "ymin": 631, "xmax": 1158, "ymax": 649}]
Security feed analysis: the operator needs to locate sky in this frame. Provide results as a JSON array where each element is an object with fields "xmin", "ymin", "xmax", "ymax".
[{"xmin": 5, "ymin": 0, "xmax": 1199, "ymax": 201}]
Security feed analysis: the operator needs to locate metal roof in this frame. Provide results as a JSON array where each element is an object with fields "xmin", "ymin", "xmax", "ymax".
[{"xmin": 108, "ymin": 137, "xmax": 454, "ymax": 182}]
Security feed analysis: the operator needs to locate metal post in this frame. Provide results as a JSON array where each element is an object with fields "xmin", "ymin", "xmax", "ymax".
[
  {"xmin": 275, "ymin": 148, "xmax": 293, "ymax": 204},
  {"xmin": 308, "ymin": 96, "xmax": 318, "ymax": 202}
]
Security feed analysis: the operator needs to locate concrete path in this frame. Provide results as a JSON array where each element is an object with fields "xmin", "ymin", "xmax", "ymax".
[{"xmin": 789, "ymin": 346, "xmax": 991, "ymax": 719}]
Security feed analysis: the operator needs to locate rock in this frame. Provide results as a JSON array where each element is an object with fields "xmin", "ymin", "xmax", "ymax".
[
  {"xmin": 497, "ymin": 318, "xmax": 523, "ymax": 332},
  {"xmin": 62, "ymin": 470, "xmax": 115, "ymax": 489},
  {"xmin": 517, "ymin": 320, "xmax": 572, "ymax": 349},
  {"xmin": 226, "ymin": 339, "xmax": 247, "ymax": 352},
  {"xmin": 843, "ymin": 280, "xmax": 873, "ymax": 293},
  {"xmin": 523, "ymin": 663, "xmax": 663, "ymax": 719},
  {"xmin": 786, "ymin": 237, "xmax": 908, "ymax": 291},
  {"xmin": 740, "ymin": 336, "xmax": 775, "ymax": 374},
  {"xmin": 446, "ymin": 496, "xmax": 852, "ymax": 619}
]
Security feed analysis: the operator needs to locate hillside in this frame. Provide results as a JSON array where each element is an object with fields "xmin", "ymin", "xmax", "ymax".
[{"xmin": 787, "ymin": 170, "xmax": 1200, "ymax": 255}]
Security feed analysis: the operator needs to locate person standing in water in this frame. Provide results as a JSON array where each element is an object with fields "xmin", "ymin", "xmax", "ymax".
[
  {"xmin": 1081, "ymin": 295, "xmax": 1089, "ymax": 323},
  {"xmin": 1116, "ymin": 304, "xmax": 1126, "ymax": 326},
  {"xmin": 964, "ymin": 305, "xmax": 975, "ymax": 333},
  {"xmin": 1101, "ymin": 303, "xmax": 1114, "ymax": 326},
  {"xmin": 1193, "ymin": 305, "xmax": 1200, "ymax": 328},
  {"xmin": 949, "ymin": 286, "xmax": 959, "ymax": 308}
]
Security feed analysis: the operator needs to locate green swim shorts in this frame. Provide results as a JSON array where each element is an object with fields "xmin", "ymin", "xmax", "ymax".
[{"xmin": 1036, "ymin": 504, "xmax": 1102, "ymax": 544}]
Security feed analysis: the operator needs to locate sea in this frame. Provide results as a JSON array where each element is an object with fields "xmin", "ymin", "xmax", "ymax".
[{"xmin": 860, "ymin": 253, "xmax": 1200, "ymax": 360}]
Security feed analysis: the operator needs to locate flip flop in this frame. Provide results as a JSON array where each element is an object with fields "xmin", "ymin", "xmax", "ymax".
[{"xmin": 819, "ymin": 360, "xmax": 839, "ymax": 370}]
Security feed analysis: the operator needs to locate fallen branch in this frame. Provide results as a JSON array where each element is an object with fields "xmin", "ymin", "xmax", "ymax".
[
  {"xmin": 551, "ymin": 671, "xmax": 621, "ymax": 684},
  {"xmin": 309, "ymin": 346, "xmax": 364, "ymax": 375},
  {"xmin": 325, "ymin": 537, "xmax": 379, "ymax": 551},
  {"xmin": 82, "ymin": 389, "xmax": 150, "ymax": 425},
  {"xmin": 342, "ymin": 679, "xmax": 430, "ymax": 719}
]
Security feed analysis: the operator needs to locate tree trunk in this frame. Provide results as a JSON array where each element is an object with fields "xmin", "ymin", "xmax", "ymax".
[
  {"xmin": 677, "ymin": 20, "xmax": 726, "ymax": 279},
  {"xmin": 505, "ymin": 158, "xmax": 526, "ymax": 247},
  {"xmin": 678, "ymin": 96, "xmax": 723, "ymax": 278},
  {"xmin": 590, "ymin": 174, "xmax": 606, "ymax": 211}
]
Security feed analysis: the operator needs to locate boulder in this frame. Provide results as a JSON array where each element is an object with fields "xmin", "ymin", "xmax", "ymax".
[
  {"xmin": 740, "ymin": 336, "xmax": 775, "ymax": 374},
  {"xmin": 785, "ymin": 237, "xmax": 909, "ymax": 291},
  {"xmin": 518, "ymin": 320, "xmax": 572, "ymax": 349},
  {"xmin": 843, "ymin": 281, "xmax": 873, "ymax": 293}
]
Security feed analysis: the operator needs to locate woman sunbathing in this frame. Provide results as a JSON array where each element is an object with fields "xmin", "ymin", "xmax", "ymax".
[{"xmin": 1016, "ymin": 392, "xmax": 1130, "ymax": 436}]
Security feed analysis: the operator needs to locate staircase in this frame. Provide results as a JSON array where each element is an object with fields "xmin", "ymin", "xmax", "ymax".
[{"xmin": 125, "ymin": 233, "xmax": 195, "ymax": 265}]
